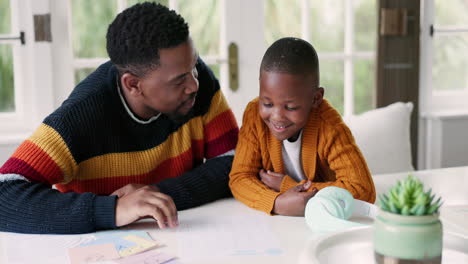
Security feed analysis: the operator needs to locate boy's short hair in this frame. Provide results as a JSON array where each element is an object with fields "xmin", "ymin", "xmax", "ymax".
[
  {"xmin": 106, "ymin": 2, "xmax": 189, "ymax": 76},
  {"xmin": 260, "ymin": 37, "xmax": 319, "ymax": 76}
]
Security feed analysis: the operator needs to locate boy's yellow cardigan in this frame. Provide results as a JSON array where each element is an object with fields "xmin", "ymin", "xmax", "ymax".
[{"xmin": 229, "ymin": 98, "xmax": 376, "ymax": 214}]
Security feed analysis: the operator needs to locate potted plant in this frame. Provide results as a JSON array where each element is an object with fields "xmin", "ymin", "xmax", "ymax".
[{"xmin": 374, "ymin": 175, "xmax": 443, "ymax": 263}]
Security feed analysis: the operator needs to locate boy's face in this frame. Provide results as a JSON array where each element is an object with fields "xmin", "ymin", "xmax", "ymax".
[{"xmin": 259, "ymin": 70, "xmax": 323, "ymax": 141}]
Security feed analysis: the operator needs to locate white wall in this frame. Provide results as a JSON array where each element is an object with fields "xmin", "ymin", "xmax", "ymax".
[
  {"xmin": 421, "ymin": 113, "xmax": 468, "ymax": 169},
  {"xmin": 0, "ymin": 142, "xmax": 19, "ymax": 166}
]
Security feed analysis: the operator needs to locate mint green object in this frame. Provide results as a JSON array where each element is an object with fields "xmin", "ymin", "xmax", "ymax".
[
  {"xmin": 305, "ymin": 186, "xmax": 364, "ymax": 233},
  {"xmin": 374, "ymin": 210, "xmax": 443, "ymax": 260},
  {"xmin": 374, "ymin": 175, "xmax": 443, "ymax": 262}
]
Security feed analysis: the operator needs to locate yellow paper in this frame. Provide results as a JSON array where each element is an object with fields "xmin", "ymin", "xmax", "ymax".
[{"xmin": 118, "ymin": 235, "xmax": 160, "ymax": 257}]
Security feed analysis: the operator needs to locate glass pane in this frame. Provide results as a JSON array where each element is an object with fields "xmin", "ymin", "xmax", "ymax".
[
  {"xmin": 354, "ymin": 60, "xmax": 375, "ymax": 114},
  {"xmin": 309, "ymin": 0, "xmax": 344, "ymax": 52},
  {"xmin": 265, "ymin": 0, "xmax": 301, "ymax": 46},
  {"xmin": 432, "ymin": 35, "xmax": 468, "ymax": 91},
  {"xmin": 0, "ymin": 44, "xmax": 15, "ymax": 112},
  {"xmin": 354, "ymin": 0, "xmax": 377, "ymax": 51},
  {"xmin": 435, "ymin": 0, "xmax": 468, "ymax": 26},
  {"xmin": 321, "ymin": 60, "xmax": 344, "ymax": 114},
  {"xmin": 179, "ymin": 0, "xmax": 220, "ymax": 56},
  {"xmin": 72, "ymin": 0, "xmax": 116, "ymax": 58},
  {"xmin": 208, "ymin": 64, "xmax": 220, "ymax": 80},
  {"xmin": 128, "ymin": 0, "xmax": 168, "ymax": 7},
  {"xmin": 0, "ymin": 0, "xmax": 11, "ymax": 34},
  {"xmin": 75, "ymin": 68, "xmax": 96, "ymax": 85}
]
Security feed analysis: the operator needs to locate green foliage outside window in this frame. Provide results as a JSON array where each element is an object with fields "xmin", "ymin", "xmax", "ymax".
[
  {"xmin": 72, "ymin": 0, "xmax": 117, "ymax": 58},
  {"xmin": 73, "ymin": 0, "xmax": 220, "ymax": 84},
  {"xmin": 432, "ymin": 0, "xmax": 468, "ymax": 92},
  {"xmin": 0, "ymin": 0, "xmax": 14, "ymax": 112},
  {"xmin": 265, "ymin": 0, "xmax": 375, "ymax": 115}
]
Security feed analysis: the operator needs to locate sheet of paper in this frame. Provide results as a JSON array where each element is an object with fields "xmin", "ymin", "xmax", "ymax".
[
  {"xmin": 175, "ymin": 215, "xmax": 282, "ymax": 259},
  {"xmin": 114, "ymin": 249, "xmax": 176, "ymax": 264},
  {"xmin": 68, "ymin": 243, "xmax": 120, "ymax": 264},
  {"xmin": 80, "ymin": 231, "xmax": 161, "ymax": 257},
  {"xmin": 2, "ymin": 232, "xmax": 95, "ymax": 264}
]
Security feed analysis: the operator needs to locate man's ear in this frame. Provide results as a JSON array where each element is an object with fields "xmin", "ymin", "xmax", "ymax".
[
  {"xmin": 312, "ymin": 87, "xmax": 324, "ymax": 108},
  {"xmin": 120, "ymin": 72, "xmax": 141, "ymax": 96}
]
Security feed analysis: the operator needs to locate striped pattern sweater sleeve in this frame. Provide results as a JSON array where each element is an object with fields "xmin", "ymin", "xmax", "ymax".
[
  {"xmin": 155, "ymin": 87, "xmax": 239, "ymax": 209},
  {"xmin": 0, "ymin": 59, "xmax": 238, "ymax": 234},
  {"xmin": 229, "ymin": 99, "xmax": 375, "ymax": 214}
]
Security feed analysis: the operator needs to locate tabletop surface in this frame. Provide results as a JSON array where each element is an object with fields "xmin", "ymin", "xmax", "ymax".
[{"xmin": 1, "ymin": 166, "xmax": 468, "ymax": 264}]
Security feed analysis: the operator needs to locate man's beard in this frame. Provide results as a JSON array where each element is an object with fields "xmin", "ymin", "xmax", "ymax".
[
  {"xmin": 165, "ymin": 93, "xmax": 197, "ymax": 124},
  {"xmin": 165, "ymin": 107, "xmax": 194, "ymax": 124}
]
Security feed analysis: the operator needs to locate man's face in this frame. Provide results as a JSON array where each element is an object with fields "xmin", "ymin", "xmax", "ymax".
[
  {"xmin": 259, "ymin": 70, "xmax": 322, "ymax": 141},
  {"xmin": 138, "ymin": 38, "xmax": 199, "ymax": 120}
]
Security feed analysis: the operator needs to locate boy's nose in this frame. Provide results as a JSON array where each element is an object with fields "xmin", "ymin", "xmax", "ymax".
[{"xmin": 271, "ymin": 108, "xmax": 285, "ymax": 121}]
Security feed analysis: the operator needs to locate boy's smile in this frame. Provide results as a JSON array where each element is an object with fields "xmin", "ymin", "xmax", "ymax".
[{"xmin": 259, "ymin": 71, "xmax": 323, "ymax": 141}]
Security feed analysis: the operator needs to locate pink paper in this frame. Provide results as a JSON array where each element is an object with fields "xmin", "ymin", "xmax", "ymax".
[{"xmin": 68, "ymin": 243, "xmax": 120, "ymax": 264}]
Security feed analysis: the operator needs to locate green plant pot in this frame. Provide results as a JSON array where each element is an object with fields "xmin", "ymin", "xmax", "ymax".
[{"xmin": 374, "ymin": 210, "xmax": 443, "ymax": 263}]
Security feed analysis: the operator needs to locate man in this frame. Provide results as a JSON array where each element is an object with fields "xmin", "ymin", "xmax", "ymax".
[{"xmin": 0, "ymin": 2, "xmax": 238, "ymax": 234}]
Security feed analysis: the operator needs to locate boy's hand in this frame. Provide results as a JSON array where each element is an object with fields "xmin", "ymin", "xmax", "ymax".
[
  {"xmin": 272, "ymin": 182, "xmax": 318, "ymax": 216},
  {"xmin": 259, "ymin": 169, "xmax": 285, "ymax": 192}
]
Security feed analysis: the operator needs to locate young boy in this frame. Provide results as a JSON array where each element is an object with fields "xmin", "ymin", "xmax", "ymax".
[{"xmin": 229, "ymin": 37, "xmax": 375, "ymax": 216}]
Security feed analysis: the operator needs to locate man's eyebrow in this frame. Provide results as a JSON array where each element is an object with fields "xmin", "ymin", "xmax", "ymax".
[
  {"xmin": 169, "ymin": 72, "xmax": 189, "ymax": 83},
  {"xmin": 169, "ymin": 54, "xmax": 200, "ymax": 83}
]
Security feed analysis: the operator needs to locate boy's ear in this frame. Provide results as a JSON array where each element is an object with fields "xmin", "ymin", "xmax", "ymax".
[
  {"xmin": 312, "ymin": 87, "xmax": 324, "ymax": 108},
  {"xmin": 120, "ymin": 73, "xmax": 142, "ymax": 96}
]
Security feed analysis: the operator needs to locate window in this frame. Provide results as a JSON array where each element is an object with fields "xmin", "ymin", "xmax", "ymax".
[
  {"xmin": 265, "ymin": 0, "xmax": 377, "ymax": 116},
  {"xmin": 0, "ymin": 0, "xmax": 15, "ymax": 113},
  {"xmin": 71, "ymin": 0, "xmax": 117, "ymax": 84},
  {"xmin": 70, "ymin": 0, "xmax": 223, "ymax": 84},
  {"xmin": 420, "ymin": 0, "xmax": 468, "ymax": 113}
]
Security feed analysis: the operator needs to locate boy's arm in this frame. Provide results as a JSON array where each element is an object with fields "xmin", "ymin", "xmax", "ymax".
[
  {"xmin": 310, "ymin": 121, "xmax": 376, "ymax": 203},
  {"xmin": 229, "ymin": 102, "xmax": 281, "ymax": 214},
  {"xmin": 155, "ymin": 89, "xmax": 239, "ymax": 210},
  {"xmin": 0, "ymin": 124, "xmax": 116, "ymax": 234}
]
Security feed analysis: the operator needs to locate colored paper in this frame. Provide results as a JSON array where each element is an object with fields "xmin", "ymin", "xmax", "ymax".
[
  {"xmin": 68, "ymin": 243, "xmax": 120, "ymax": 264},
  {"xmin": 114, "ymin": 249, "xmax": 176, "ymax": 264},
  {"xmin": 80, "ymin": 231, "xmax": 161, "ymax": 257}
]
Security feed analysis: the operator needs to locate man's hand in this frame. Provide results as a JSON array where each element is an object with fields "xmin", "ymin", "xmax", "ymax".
[
  {"xmin": 259, "ymin": 169, "xmax": 285, "ymax": 192},
  {"xmin": 114, "ymin": 185, "xmax": 178, "ymax": 229},
  {"xmin": 272, "ymin": 181, "xmax": 319, "ymax": 216},
  {"xmin": 111, "ymin": 183, "xmax": 158, "ymax": 198}
]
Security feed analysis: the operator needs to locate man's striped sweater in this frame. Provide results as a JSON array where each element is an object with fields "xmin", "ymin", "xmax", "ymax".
[{"xmin": 0, "ymin": 59, "xmax": 238, "ymax": 234}]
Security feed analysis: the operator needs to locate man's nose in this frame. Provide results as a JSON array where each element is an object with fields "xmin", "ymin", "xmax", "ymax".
[{"xmin": 185, "ymin": 73, "xmax": 199, "ymax": 94}]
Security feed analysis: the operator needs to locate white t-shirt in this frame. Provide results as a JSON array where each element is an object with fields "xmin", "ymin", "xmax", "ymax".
[{"xmin": 282, "ymin": 130, "xmax": 307, "ymax": 182}]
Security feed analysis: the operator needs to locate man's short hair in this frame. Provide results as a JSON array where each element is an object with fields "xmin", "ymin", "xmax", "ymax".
[
  {"xmin": 106, "ymin": 2, "xmax": 189, "ymax": 76},
  {"xmin": 260, "ymin": 37, "xmax": 319, "ymax": 76}
]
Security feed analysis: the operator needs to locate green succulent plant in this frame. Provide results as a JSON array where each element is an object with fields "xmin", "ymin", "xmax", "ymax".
[{"xmin": 378, "ymin": 175, "xmax": 442, "ymax": 216}]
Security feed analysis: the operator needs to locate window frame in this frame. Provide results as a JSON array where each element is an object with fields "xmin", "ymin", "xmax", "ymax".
[
  {"xmin": 300, "ymin": 0, "xmax": 376, "ymax": 117},
  {"xmin": 0, "ymin": 0, "xmax": 55, "ymax": 142},
  {"xmin": 420, "ymin": 0, "xmax": 468, "ymax": 114}
]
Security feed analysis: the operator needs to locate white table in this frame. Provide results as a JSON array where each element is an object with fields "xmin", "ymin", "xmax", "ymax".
[{"xmin": 1, "ymin": 166, "xmax": 468, "ymax": 264}]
